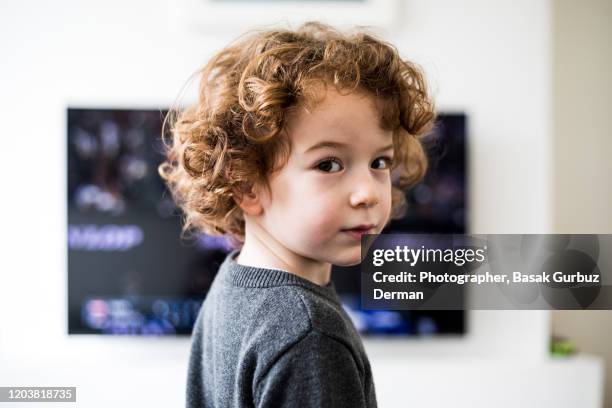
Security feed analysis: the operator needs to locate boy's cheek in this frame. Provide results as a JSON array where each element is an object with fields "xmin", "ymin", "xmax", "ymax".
[{"xmin": 311, "ymin": 209, "xmax": 347, "ymax": 240}]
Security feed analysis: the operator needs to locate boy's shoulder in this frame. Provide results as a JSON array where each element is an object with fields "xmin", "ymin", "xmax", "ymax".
[
  {"xmin": 244, "ymin": 283, "xmax": 356, "ymax": 349},
  {"xmin": 241, "ymin": 283, "xmax": 364, "ymax": 384},
  {"xmin": 286, "ymin": 283, "xmax": 354, "ymax": 338},
  {"xmin": 202, "ymin": 250, "xmax": 367, "ymax": 384},
  {"xmin": 209, "ymin": 251, "xmax": 357, "ymax": 348}
]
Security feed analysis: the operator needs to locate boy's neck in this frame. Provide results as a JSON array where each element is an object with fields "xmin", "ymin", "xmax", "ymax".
[{"xmin": 236, "ymin": 228, "xmax": 332, "ymax": 287}]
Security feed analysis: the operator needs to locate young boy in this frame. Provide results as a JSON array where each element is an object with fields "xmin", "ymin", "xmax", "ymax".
[{"xmin": 158, "ymin": 21, "xmax": 436, "ymax": 408}]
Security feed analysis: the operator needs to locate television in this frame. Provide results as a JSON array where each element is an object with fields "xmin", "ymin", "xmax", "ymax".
[{"xmin": 67, "ymin": 107, "xmax": 466, "ymax": 336}]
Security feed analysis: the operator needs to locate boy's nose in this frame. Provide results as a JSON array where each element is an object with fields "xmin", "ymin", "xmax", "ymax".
[{"xmin": 349, "ymin": 173, "xmax": 380, "ymax": 209}]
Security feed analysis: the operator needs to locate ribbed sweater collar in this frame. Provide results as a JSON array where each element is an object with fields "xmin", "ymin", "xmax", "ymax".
[{"xmin": 220, "ymin": 249, "xmax": 342, "ymax": 306}]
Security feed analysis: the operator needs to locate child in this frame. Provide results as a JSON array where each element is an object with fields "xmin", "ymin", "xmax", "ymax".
[{"xmin": 158, "ymin": 21, "xmax": 435, "ymax": 408}]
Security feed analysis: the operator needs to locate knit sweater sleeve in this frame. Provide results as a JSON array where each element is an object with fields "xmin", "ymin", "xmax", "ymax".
[{"xmin": 253, "ymin": 329, "xmax": 368, "ymax": 408}]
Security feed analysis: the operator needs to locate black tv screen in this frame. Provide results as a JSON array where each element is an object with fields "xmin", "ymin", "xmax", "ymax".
[{"xmin": 67, "ymin": 107, "xmax": 466, "ymax": 336}]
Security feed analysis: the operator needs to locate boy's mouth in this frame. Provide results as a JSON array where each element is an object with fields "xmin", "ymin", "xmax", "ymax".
[{"xmin": 341, "ymin": 224, "xmax": 376, "ymax": 239}]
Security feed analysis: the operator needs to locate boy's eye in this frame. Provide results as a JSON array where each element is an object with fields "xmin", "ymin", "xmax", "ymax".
[
  {"xmin": 315, "ymin": 157, "xmax": 343, "ymax": 173},
  {"xmin": 372, "ymin": 156, "xmax": 394, "ymax": 170},
  {"xmin": 315, "ymin": 156, "xmax": 394, "ymax": 173}
]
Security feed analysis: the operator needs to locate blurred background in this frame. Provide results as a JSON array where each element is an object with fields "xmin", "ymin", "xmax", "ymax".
[{"xmin": 0, "ymin": 0, "xmax": 610, "ymax": 407}]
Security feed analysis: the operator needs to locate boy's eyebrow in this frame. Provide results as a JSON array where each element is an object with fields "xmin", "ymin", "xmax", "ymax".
[
  {"xmin": 305, "ymin": 141, "xmax": 348, "ymax": 153},
  {"xmin": 304, "ymin": 141, "xmax": 394, "ymax": 154},
  {"xmin": 378, "ymin": 143, "xmax": 394, "ymax": 152}
]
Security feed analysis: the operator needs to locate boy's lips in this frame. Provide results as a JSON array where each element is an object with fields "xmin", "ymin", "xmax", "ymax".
[{"xmin": 341, "ymin": 224, "xmax": 376, "ymax": 239}]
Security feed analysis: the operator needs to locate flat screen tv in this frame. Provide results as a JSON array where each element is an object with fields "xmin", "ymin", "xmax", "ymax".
[{"xmin": 67, "ymin": 107, "xmax": 467, "ymax": 336}]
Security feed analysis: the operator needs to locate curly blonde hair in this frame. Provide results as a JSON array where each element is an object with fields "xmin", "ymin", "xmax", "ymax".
[{"xmin": 158, "ymin": 21, "xmax": 436, "ymax": 249}]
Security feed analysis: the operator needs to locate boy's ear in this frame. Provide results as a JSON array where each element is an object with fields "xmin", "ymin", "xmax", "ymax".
[{"xmin": 233, "ymin": 182, "xmax": 264, "ymax": 216}]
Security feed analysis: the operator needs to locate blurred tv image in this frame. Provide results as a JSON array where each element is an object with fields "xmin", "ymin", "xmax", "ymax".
[{"xmin": 67, "ymin": 108, "xmax": 466, "ymax": 336}]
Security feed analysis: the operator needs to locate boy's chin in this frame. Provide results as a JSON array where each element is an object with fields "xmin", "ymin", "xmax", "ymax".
[
  {"xmin": 332, "ymin": 250, "xmax": 364, "ymax": 267},
  {"xmin": 335, "ymin": 259, "xmax": 362, "ymax": 267}
]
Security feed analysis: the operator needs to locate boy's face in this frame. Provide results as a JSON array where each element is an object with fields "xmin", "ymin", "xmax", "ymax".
[{"xmin": 251, "ymin": 87, "xmax": 394, "ymax": 267}]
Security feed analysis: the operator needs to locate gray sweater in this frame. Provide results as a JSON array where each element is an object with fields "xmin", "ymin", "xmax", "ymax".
[{"xmin": 186, "ymin": 249, "xmax": 378, "ymax": 407}]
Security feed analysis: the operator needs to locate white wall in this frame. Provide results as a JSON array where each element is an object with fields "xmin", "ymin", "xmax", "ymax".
[
  {"xmin": 551, "ymin": 0, "xmax": 612, "ymax": 407},
  {"xmin": 0, "ymin": 0, "xmax": 555, "ymax": 405},
  {"xmin": 552, "ymin": 0, "xmax": 612, "ymax": 234}
]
